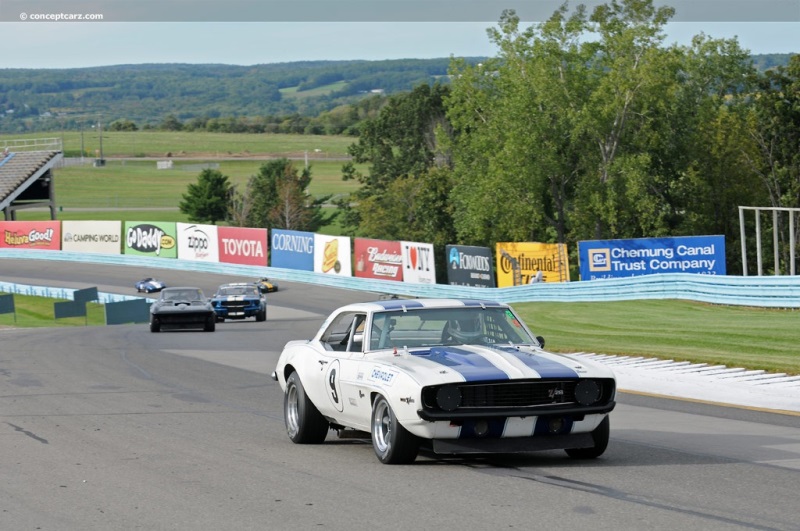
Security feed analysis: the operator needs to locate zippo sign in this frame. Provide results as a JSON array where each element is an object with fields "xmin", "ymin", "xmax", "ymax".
[
  {"xmin": 0, "ymin": 221, "xmax": 61, "ymax": 250},
  {"xmin": 578, "ymin": 235, "xmax": 726, "ymax": 280},
  {"xmin": 177, "ymin": 223, "xmax": 219, "ymax": 262},
  {"xmin": 401, "ymin": 241, "xmax": 436, "ymax": 284},
  {"xmin": 218, "ymin": 226, "xmax": 268, "ymax": 266},
  {"xmin": 270, "ymin": 229, "xmax": 314, "ymax": 271},
  {"xmin": 123, "ymin": 221, "xmax": 177, "ymax": 258},
  {"xmin": 354, "ymin": 238, "xmax": 403, "ymax": 281}
]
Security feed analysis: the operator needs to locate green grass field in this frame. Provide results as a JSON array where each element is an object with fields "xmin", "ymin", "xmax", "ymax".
[
  {"xmin": 1, "ymin": 131, "xmax": 356, "ymax": 159},
  {"xmin": 514, "ymin": 299, "xmax": 800, "ymax": 375},
  {"xmin": 5, "ymin": 131, "xmax": 362, "ymax": 223},
  {"xmin": 0, "ymin": 294, "xmax": 106, "ymax": 328}
]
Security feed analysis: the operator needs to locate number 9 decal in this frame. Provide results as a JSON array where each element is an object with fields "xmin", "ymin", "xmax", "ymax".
[{"xmin": 325, "ymin": 359, "xmax": 343, "ymax": 412}]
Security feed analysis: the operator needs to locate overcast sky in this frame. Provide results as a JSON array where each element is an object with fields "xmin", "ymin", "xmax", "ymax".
[{"xmin": 0, "ymin": 17, "xmax": 797, "ymax": 69}]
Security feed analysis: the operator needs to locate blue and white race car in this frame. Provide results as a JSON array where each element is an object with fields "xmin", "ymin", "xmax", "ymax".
[
  {"xmin": 136, "ymin": 277, "xmax": 167, "ymax": 293},
  {"xmin": 211, "ymin": 283, "xmax": 267, "ymax": 322},
  {"xmin": 272, "ymin": 298, "xmax": 616, "ymax": 464}
]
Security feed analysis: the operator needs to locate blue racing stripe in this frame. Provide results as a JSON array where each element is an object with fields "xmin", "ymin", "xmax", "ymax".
[
  {"xmin": 373, "ymin": 299, "xmax": 425, "ymax": 311},
  {"xmin": 492, "ymin": 345, "xmax": 580, "ymax": 378},
  {"xmin": 459, "ymin": 300, "xmax": 505, "ymax": 308},
  {"xmin": 414, "ymin": 346, "xmax": 509, "ymax": 382}
]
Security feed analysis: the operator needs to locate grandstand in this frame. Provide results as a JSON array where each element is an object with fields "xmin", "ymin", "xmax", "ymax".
[{"xmin": 0, "ymin": 138, "xmax": 63, "ymax": 220}]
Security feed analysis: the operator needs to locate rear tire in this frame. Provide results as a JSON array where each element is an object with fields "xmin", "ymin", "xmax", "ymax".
[
  {"xmin": 284, "ymin": 372, "xmax": 329, "ymax": 444},
  {"xmin": 371, "ymin": 395, "xmax": 420, "ymax": 464},
  {"xmin": 565, "ymin": 416, "xmax": 609, "ymax": 459}
]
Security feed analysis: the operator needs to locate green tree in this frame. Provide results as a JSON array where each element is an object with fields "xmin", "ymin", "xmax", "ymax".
[
  {"xmin": 245, "ymin": 158, "xmax": 336, "ymax": 231},
  {"xmin": 446, "ymin": 0, "xmax": 755, "ymax": 252},
  {"xmin": 179, "ymin": 168, "xmax": 232, "ymax": 224},
  {"xmin": 337, "ymin": 83, "xmax": 453, "ymax": 240}
]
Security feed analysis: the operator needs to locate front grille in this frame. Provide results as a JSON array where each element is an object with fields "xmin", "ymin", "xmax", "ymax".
[
  {"xmin": 421, "ymin": 378, "xmax": 615, "ymax": 413},
  {"xmin": 222, "ymin": 301, "xmax": 247, "ymax": 312},
  {"xmin": 461, "ymin": 381, "xmax": 577, "ymax": 407}
]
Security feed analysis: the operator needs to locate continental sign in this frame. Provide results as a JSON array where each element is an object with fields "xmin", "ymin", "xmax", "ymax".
[
  {"xmin": 578, "ymin": 235, "xmax": 726, "ymax": 280},
  {"xmin": 495, "ymin": 242, "xmax": 570, "ymax": 287}
]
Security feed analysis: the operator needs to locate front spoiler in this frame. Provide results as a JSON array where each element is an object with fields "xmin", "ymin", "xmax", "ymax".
[
  {"xmin": 417, "ymin": 401, "xmax": 616, "ymax": 421},
  {"xmin": 430, "ymin": 432, "xmax": 594, "ymax": 455}
]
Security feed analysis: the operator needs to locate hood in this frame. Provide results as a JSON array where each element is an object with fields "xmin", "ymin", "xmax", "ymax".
[{"xmin": 375, "ymin": 344, "xmax": 614, "ymax": 385}]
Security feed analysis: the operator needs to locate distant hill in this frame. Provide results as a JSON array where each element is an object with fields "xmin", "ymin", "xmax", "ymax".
[
  {"xmin": 0, "ymin": 58, "xmax": 479, "ymax": 133},
  {"xmin": 0, "ymin": 54, "xmax": 792, "ymax": 134}
]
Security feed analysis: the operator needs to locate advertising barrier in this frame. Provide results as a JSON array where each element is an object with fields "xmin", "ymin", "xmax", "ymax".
[
  {"xmin": 270, "ymin": 229, "xmax": 314, "ymax": 270},
  {"xmin": 177, "ymin": 222, "xmax": 219, "ymax": 262},
  {"xmin": 446, "ymin": 244, "xmax": 495, "ymax": 287},
  {"xmin": 578, "ymin": 235, "xmax": 726, "ymax": 280},
  {"xmin": 315, "ymin": 234, "xmax": 352, "ymax": 276},
  {"xmin": 496, "ymin": 242, "xmax": 570, "ymax": 287},
  {"xmin": 123, "ymin": 221, "xmax": 178, "ymax": 258},
  {"xmin": 218, "ymin": 226, "xmax": 268, "ymax": 266},
  {"xmin": 61, "ymin": 220, "xmax": 121, "ymax": 254},
  {"xmin": 401, "ymin": 240, "xmax": 436, "ymax": 284},
  {"xmin": 0, "ymin": 220, "xmax": 61, "ymax": 250},
  {"xmin": 354, "ymin": 238, "xmax": 403, "ymax": 281}
]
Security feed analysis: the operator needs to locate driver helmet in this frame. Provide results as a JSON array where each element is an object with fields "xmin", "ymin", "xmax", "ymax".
[{"xmin": 447, "ymin": 314, "xmax": 483, "ymax": 343}]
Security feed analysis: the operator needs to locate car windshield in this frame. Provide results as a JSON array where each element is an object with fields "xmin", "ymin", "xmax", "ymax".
[
  {"xmin": 217, "ymin": 286, "xmax": 257, "ymax": 297},
  {"xmin": 162, "ymin": 289, "xmax": 203, "ymax": 301},
  {"xmin": 369, "ymin": 306, "xmax": 536, "ymax": 350}
]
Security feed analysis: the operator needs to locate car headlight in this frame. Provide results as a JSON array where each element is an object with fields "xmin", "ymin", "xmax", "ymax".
[
  {"xmin": 436, "ymin": 385, "xmax": 462, "ymax": 411},
  {"xmin": 574, "ymin": 380, "xmax": 602, "ymax": 406}
]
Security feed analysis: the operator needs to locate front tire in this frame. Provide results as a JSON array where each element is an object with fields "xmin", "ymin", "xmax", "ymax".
[
  {"xmin": 149, "ymin": 316, "xmax": 160, "ymax": 333},
  {"xmin": 565, "ymin": 416, "xmax": 610, "ymax": 459},
  {"xmin": 284, "ymin": 372, "xmax": 329, "ymax": 444},
  {"xmin": 371, "ymin": 395, "xmax": 420, "ymax": 464},
  {"xmin": 204, "ymin": 316, "xmax": 216, "ymax": 332},
  {"xmin": 256, "ymin": 307, "xmax": 266, "ymax": 322}
]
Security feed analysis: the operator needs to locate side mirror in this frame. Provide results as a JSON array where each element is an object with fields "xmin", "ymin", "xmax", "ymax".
[{"xmin": 536, "ymin": 336, "xmax": 545, "ymax": 348}]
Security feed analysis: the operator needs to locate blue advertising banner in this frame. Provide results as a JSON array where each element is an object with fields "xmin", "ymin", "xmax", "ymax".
[
  {"xmin": 270, "ymin": 229, "xmax": 315, "ymax": 271},
  {"xmin": 578, "ymin": 235, "xmax": 726, "ymax": 280}
]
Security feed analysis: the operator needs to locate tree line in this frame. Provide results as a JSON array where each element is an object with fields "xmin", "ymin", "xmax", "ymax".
[
  {"xmin": 179, "ymin": 0, "xmax": 798, "ymax": 279},
  {"xmin": 0, "ymin": 59, "xmax": 460, "ymax": 134}
]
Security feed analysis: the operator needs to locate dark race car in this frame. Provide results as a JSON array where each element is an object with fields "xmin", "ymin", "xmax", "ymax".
[
  {"xmin": 136, "ymin": 277, "xmax": 167, "ymax": 293},
  {"xmin": 256, "ymin": 277, "xmax": 279, "ymax": 293},
  {"xmin": 211, "ymin": 283, "xmax": 267, "ymax": 322},
  {"xmin": 149, "ymin": 287, "xmax": 216, "ymax": 332}
]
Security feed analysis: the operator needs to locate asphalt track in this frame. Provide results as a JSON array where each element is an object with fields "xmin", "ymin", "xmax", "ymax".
[{"xmin": 2, "ymin": 260, "xmax": 800, "ymax": 530}]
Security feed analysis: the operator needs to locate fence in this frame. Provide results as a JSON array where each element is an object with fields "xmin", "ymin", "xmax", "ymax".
[{"xmin": 3, "ymin": 248, "xmax": 800, "ymax": 308}]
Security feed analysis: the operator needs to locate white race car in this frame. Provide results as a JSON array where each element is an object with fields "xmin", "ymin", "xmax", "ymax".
[{"xmin": 272, "ymin": 299, "xmax": 616, "ymax": 464}]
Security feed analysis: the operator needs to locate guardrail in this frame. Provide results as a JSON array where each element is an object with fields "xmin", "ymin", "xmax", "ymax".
[
  {"xmin": 0, "ymin": 137, "xmax": 63, "ymax": 152},
  {"xmin": 2, "ymin": 248, "xmax": 800, "ymax": 308}
]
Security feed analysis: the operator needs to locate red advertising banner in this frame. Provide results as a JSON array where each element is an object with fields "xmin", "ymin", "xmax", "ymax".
[
  {"xmin": 354, "ymin": 238, "xmax": 403, "ymax": 281},
  {"xmin": 0, "ymin": 221, "xmax": 61, "ymax": 250},
  {"xmin": 217, "ymin": 226, "xmax": 268, "ymax": 266}
]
